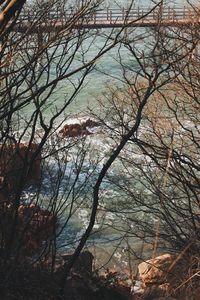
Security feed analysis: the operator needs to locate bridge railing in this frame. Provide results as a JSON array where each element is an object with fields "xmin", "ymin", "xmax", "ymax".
[
  {"xmin": 89, "ymin": 7, "xmax": 199, "ymax": 23},
  {"xmin": 17, "ymin": 6, "xmax": 200, "ymax": 26}
]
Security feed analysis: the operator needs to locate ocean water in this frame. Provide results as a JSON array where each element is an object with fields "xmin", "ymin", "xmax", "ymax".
[
  {"xmin": 43, "ymin": 0, "xmax": 191, "ymax": 118},
  {"xmin": 22, "ymin": 0, "xmax": 196, "ymax": 270}
]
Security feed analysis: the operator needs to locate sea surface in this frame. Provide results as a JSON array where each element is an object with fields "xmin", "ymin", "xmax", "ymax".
[
  {"xmin": 23, "ymin": 0, "xmax": 194, "ymax": 271},
  {"xmin": 43, "ymin": 0, "xmax": 192, "ymax": 118}
]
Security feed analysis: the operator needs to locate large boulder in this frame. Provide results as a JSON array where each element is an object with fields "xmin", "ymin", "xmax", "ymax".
[
  {"xmin": 59, "ymin": 123, "xmax": 91, "ymax": 138},
  {"xmin": 138, "ymin": 254, "xmax": 173, "ymax": 285},
  {"xmin": 0, "ymin": 143, "xmax": 41, "ymax": 190},
  {"xmin": 136, "ymin": 254, "xmax": 178, "ymax": 299}
]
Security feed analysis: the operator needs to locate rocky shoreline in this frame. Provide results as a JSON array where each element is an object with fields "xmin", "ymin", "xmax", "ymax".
[
  {"xmin": 0, "ymin": 118, "xmax": 199, "ymax": 299},
  {"xmin": 50, "ymin": 250, "xmax": 199, "ymax": 300}
]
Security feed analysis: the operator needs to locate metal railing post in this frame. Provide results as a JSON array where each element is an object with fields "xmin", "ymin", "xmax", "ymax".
[
  {"xmin": 122, "ymin": 7, "xmax": 125, "ymax": 21},
  {"xmin": 107, "ymin": 8, "xmax": 109, "ymax": 21},
  {"xmin": 94, "ymin": 11, "xmax": 96, "ymax": 24}
]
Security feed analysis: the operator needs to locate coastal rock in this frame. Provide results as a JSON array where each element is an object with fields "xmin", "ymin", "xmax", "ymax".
[
  {"xmin": 62, "ymin": 250, "xmax": 94, "ymax": 273},
  {"xmin": 138, "ymin": 254, "xmax": 173, "ymax": 285},
  {"xmin": 18, "ymin": 203, "xmax": 57, "ymax": 235},
  {"xmin": 59, "ymin": 118, "xmax": 100, "ymax": 138},
  {"xmin": 0, "ymin": 143, "xmax": 41, "ymax": 190},
  {"xmin": 18, "ymin": 203, "xmax": 57, "ymax": 254},
  {"xmin": 135, "ymin": 254, "xmax": 177, "ymax": 299},
  {"xmin": 59, "ymin": 123, "xmax": 91, "ymax": 137}
]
